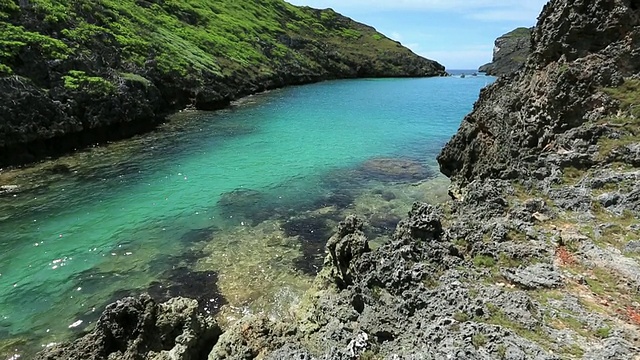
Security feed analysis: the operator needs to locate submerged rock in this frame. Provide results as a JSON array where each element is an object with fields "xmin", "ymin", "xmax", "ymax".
[
  {"xmin": 359, "ymin": 158, "xmax": 434, "ymax": 183},
  {"xmin": 217, "ymin": 188, "xmax": 268, "ymax": 225},
  {"xmin": 35, "ymin": 295, "xmax": 221, "ymax": 360}
]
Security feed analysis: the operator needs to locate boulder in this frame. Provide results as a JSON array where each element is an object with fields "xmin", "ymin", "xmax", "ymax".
[{"xmin": 35, "ymin": 295, "xmax": 220, "ymax": 360}]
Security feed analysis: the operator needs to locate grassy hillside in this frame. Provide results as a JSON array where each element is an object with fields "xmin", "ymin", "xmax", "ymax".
[
  {"xmin": 503, "ymin": 27, "xmax": 531, "ymax": 39},
  {"xmin": 1, "ymin": 0, "xmax": 430, "ymax": 79},
  {"xmin": 0, "ymin": 0, "xmax": 445, "ymax": 166}
]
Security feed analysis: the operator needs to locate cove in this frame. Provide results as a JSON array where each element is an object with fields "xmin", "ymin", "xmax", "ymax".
[{"xmin": 0, "ymin": 75, "xmax": 493, "ymax": 356}]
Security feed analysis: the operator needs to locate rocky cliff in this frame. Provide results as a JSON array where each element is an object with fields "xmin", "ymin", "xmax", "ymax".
[
  {"xmin": 0, "ymin": 0, "xmax": 445, "ymax": 167},
  {"xmin": 479, "ymin": 27, "xmax": 532, "ymax": 77},
  {"xmin": 35, "ymin": 0, "xmax": 640, "ymax": 359}
]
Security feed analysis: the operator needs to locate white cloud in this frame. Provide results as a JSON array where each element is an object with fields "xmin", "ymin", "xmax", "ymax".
[
  {"xmin": 390, "ymin": 32, "xmax": 403, "ymax": 41},
  {"xmin": 287, "ymin": 0, "xmax": 548, "ymax": 22},
  {"xmin": 419, "ymin": 45, "xmax": 494, "ymax": 69}
]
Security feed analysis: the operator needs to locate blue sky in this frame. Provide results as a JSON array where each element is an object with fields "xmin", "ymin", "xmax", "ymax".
[{"xmin": 286, "ymin": 0, "xmax": 549, "ymax": 69}]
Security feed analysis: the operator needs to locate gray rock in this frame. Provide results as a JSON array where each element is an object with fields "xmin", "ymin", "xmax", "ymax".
[
  {"xmin": 35, "ymin": 295, "xmax": 220, "ymax": 360},
  {"xmin": 479, "ymin": 27, "xmax": 532, "ymax": 77},
  {"xmin": 0, "ymin": 184, "xmax": 18, "ymax": 195},
  {"xmin": 624, "ymin": 240, "xmax": 640, "ymax": 254},
  {"xmin": 583, "ymin": 337, "xmax": 640, "ymax": 360},
  {"xmin": 597, "ymin": 192, "xmax": 622, "ymax": 207},
  {"xmin": 502, "ymin": 263, "xmax": 563, "ymax": 289},
  {"xmin": 324, "ymin": 215, "xmax": 371, "ymax": 289},
  {"xmin": 547, "ymin": 186, "xmax": 592, "ymax": 211}
]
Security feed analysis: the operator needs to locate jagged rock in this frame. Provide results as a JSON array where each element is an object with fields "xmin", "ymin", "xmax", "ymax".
[
  {"xmin": 35, "ymin": 295, "xmax": 220, "ymax": 360},
  {"xmin": 583, "ymin": 337, "xmax": 640, "ymax": 360},
  {"xmin": 479, "ymin": 27, "xmax": 533, "ymax": 77},
  {"xmin": 0, "ymin": 185, "xmax": 19, "ymax": 195},
  {"xmin": 597, "ymin": 192, "xmax": 622, "ymax": 207},
  {"xmin": 439, "ymin": 0, "xmax": 639, "ymax": 187},
  {"xmin": 502, "ymin": 263, "xmax": 563, "ymax": 290},
  {"xmin": 394, "ymin": 202, "xmax": 444, "ymax": 241},
  {"xmin": 609, "ymin": 143, "xmax": 640, "ymax": 167},
  {"xmin": 207, "ymin": 315, "xmax": 296, "ymax": 360},
  {"xmin": 547, "ymin": 186, "xmax": 592, "ymax": 211},
  {"xmin": 325, "ymin": 215, "xmax": 371, "ymax": 288},
  {"xmin": 624, "ymin": 240, "xmax": 640, "ymax": 254},
  {"xmin": 454, "ymin": 179, "xmax": 510, "ymax": 219}
]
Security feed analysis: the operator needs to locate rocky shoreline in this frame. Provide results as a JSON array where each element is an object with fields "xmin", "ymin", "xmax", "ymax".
[
  {"xmin": 0, "ymin": 0, "xmax": 445, "ymax": 167},
  {"xmin": 31, "ymin": 0, "xmax": 640, "ymax": 359},
  {"xmin": 478, "ymin": 27, "xmax": 532, "ymax": 77}
]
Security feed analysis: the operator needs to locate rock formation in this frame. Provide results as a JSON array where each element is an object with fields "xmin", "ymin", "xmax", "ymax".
[
  {"xmin": 34, "ymin": 0, "xmax": 640, "ymax": 358},
  {"xmin": 0, "ymin": 0, "xmax": 445, "ymax": 167},
  {"xmin": 35, "ymin": 295, "xmax": 221, "ymax": 360},
  {"xmin": 479, "ymin": 27, "xmax": 532, "ymax": 77}
]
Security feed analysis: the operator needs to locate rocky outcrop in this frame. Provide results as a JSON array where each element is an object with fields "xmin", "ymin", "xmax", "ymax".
[
  {"xmin": 439, "ymin": 0, "xmax": 640, "ymax": 187},
  {"xmin": 35, "ymin": 295, "xmax": 220, "ymax": 360},
  {"xmin": 34, "ymin": 1, "xmax": 640, "ymax": 359},
  {"xmin": 479, "ymin": 27, "xmax": 532, "ymax": 77},
  {"xmin": 0, "ymin": 1, "xmax": 446, "ymax": 167}
]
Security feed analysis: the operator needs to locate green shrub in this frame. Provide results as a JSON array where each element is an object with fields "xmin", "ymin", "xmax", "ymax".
[
  {"xmin": 473, "ymin": 254, "xmax": 496, "ymax": 268},
  {"xmin": 62, "ymin": 70, "xmax": 115, "ymax": 94}
]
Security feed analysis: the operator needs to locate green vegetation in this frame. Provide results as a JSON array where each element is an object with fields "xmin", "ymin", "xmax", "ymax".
[
  {"xmin": 0, "ymin": 0, "xmax": 428, "ymax": 84},
  {"xmin": 484, "ymin": 303, "xmax": 552, "ymax": 348},
  {"xmin": 561, "ymin": 344, "xmax": 585, "ymax": 357},
  {"xmin": 562, "ymin": 166, "xmax": 584, "ymax": 184},
  {"xmin": 471, "ymin": 333, "xmax": 487, "ymax": 348},
  {"xmin": 597, "ymin": 78, "xmax": 640, "ymax": 160},
  {"xmin": 62, "ymin": 70, "xmax": 115, "ymax": 94},
  {"xmin": 359, "ymin": 351, "xmax": 382, "ymax": 360},
  {"xmin": 453, "ymin": 312, "xmax": 470, "ymax": 322},
  {"xmin": 504, "ymin": 27, "xmax": 531, "ymax": 39},
  {"xmin": 595, "ymin": 326, "xmax": 611, "ymax": 339},
  {"xmin": 473, "ymin": 254, "xmax": 496, "ymax": 268},
  {"xmin": 603, "ymin": 79, "xmax": 640, "ymax": 118}
]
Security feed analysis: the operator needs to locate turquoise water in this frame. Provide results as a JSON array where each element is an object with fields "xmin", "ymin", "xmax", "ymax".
[{"xmin": 0, "ymin": 75, "xmax": 492, "ymax": 356}]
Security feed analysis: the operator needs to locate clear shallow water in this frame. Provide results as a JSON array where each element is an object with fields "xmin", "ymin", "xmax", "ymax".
[{"xmin": 0, "ymin": 75, "xmax": 493, "ymax": 356}]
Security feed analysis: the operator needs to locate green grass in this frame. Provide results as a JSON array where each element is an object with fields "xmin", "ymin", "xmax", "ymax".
[
  {"xmin": 62, "ymin": 70, "xmax": 115, "ymax": 94},
  {"xmin": 471, "ymin": 333, "xmax": 487, "ymax": 348},
  {"xmin": 453, "ymin": 312, "xmax": 470, "ymax": 322},
  {"xmin": 562, "ymin": 166, "xmax": 584, "ymax": 184},
  {"xmin": 503, "ymin": 27, "xmax": 531, "ymax": 39},
  {"xmin": 603, "ymin": 79, "xmax": 640, "ymax": 118},
  {"xmin": 359, "ymin": 351, "xmax": 382, "ymax": 360},
  {"xmin": 473, "ymin": 254, "xmax": 496, "ymax": 268},
  {"xmin": 595, "ymin": 327, "xmax": 611, "ymax": 339},
  {"xmin": 1, "ymin": 0, "xmax": 431, "ymax": 82},
  {"xmin": 595, "ymin": 78, "xmax": 640, "ymax": 160},
  {"xmin": 484, "ymin": 303, "xmax": 553, "ymax": 349}
]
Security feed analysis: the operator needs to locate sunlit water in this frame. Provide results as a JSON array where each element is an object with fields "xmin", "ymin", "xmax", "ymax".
[{"xmin": 0, "ymin": 75, "xmax": 493, "ymax": 356}]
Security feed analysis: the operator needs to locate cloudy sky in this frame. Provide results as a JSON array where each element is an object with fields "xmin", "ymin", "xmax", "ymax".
[{"xmin": 286, "ymin": 0, "xmax": 549, "ymax": 70}]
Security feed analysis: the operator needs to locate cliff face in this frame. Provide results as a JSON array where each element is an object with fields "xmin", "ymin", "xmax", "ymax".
[
  {"xmin": 478, "ymin": 27, "xmax": 532, "ymax": 77},
  {"xmin": 439, "ymin": 0, "xmax": 640, "ymax": 188},
  {"xmin": 0, "ymin": 0, "xmax": 445, "ymax": 167}
]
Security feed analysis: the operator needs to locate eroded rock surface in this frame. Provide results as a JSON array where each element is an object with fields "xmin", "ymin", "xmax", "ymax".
[
  {"xmin": 35, "ymin": 295, "xmax": 220, "ymax": 360},
  {"xmin": 34, "ymin": 0, "xmax": 640, "ymax": 359},
  {"xmin": 479, "ymin": 27, "xmax": 532, "ymax": 77}
]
